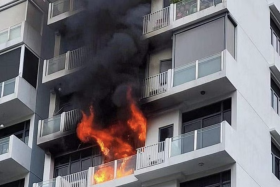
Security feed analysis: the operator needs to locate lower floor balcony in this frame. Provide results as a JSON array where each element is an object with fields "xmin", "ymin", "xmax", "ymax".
[
  {"xmin": 34, "ymin": 121, "xmax": 235, "ymax": 187},
  {"xmin": 0, "ymin": 135, "xmax": 31, "ymax": 185},
  {"xmin": 37, "ymin": 109, "xmax": 81, "ymax": 153}
]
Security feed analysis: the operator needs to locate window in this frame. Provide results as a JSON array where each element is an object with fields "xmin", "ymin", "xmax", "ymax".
[
  {"xmin": 272, "ymin": 142, "xmax": 280, "ymax": 180},
  {"xmin": 0, "ymin": 120, "xmax": 30, "ymax": 144},
  {"xmin": 23, "ymin": 48, "xmax": 39, "ymax": 88},
  {"xmin": 160, "ymin": 59, "xmax": 172, "ymax": 73},
  {"xmin": 159, "ymin": 125, "xmax": 173, "ymax": 142},
  {"xmin": 54, "ymin": 146, "xmax": 102, "ymax": 177},
  {"xmin": 271, "ymin": 17, "xmax": 280, "ymax": 55},
  {"xmin": 163, "ymin": 0, "xmax": 170, "ymax": 8},
  {"xmin": 271, "ymin": 78, "xmax": 280, "ymax": 115},
  {"xmin": 182, "ymin": 99, "xmax": 231, "ymax": 134},
  {"xmin": 226, "ymin": 16, "xmax": 236, "ymax": 58},
  {"xmin": 0, "ymin": 179, "xmax": 24, "ymax": 187},
  {"xmin": 180, "ymin": 170, "xmax": 231, "ymax": 187}
]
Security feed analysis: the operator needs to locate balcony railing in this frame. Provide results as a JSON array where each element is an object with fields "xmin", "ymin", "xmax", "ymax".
[
  {"xmin": 0, "ymin": 78, "xmax": 16, "ymax": 98},
  {"xmin": 136, "ymin": 123, "xmax": 222, "ymax": 170},
  {"xmin": 45, "ymin": 47, "xmax": 88, "ymax": 76},
  {"xmin": 49, "ymin": 0, "xmax": 84, "ymax": 19},
  {"xmin": 142, "ymin": 51, "xmax": 223, "ymax": 98},
  {"xmin": 0, "ymin": 23, "xmax": 22, "ymax": 44},
  {"xmin": 143, "ymin": 0, "xmax": 224, "ymax": 34},
  {"xmin": 0, "ymin": 137, "xmax": 9, "ymax": 155},
  {"xmin": 39, "ymin": 109, "xmax": 81, "ymax": 137},
  {"xmin": 34, "ymin": 155, "xmax": 137, "ymax": 187}
]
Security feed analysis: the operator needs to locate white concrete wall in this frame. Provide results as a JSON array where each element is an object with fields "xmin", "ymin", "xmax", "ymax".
[
  {"xmin": 146, "ymin": 109, "xmax": 181, "ymax": 145},
  {"xmin": 0, "ymin": 1, "xmax": 26, "ymax": 31},
  {"xmin": 148, "ymin": 48, "xmax": 172, "ymax": 77}
]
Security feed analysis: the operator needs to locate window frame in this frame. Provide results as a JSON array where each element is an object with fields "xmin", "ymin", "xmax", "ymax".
[{"xmin": 158, "ymin": 124, "xmax": 174, "ymax": 142}]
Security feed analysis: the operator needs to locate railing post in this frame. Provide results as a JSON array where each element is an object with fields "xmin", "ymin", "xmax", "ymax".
[
  {"xmin": 197, "ymin": 0, "xmax": 200, "ymax": 11},
  {"xmin": 55, "ymin": 176, "xmax": 61, "ymax": 187},
  {"xmin": 43, "ymin": 60, "xmax": 48, "ymax": 77},
  {"xmin": 60, "ymin": 112, "xmax": 66, "ymax": 132},
  {"xmin": 65, "ymin": 51, "xmax": 70, "ymax": 70},
  {"xmin": 220, "ymin": 122, "xmax": 223, "ymax": 143},
  {"xmin": 114, "ymin": 160, "xmax": 118, "ymax": 178},
  {"xmin": 167, "ymin": 69, "xmax": 173, "ymax": 90},
  {"xmin": 169, "ymin": 4, "xmax": 174, "ymax": 23},
  {"xmin": 1, "ymin": 81, "xmax": 4, "ymax": 97},
  {"xmin": 87, "ymin": 167, "xmax": 94, "ymax": 186},
  {"xmin": 221, "ymin": 50, "xmax": 224, "ymax": 70},
  {"xmin": 194, "ymin": 130, "xmax": 198, "ymax": 150},
  {"xmin": 165, "ymin": 138, "xmax": 171, "ymax": 159},
  {"xmin": 195, "ymin": 60, "xmax": 199, "ymax": 79},
  {"xmin": 136, "ymin": 149, "xmax": 140, "ymax": 170}
]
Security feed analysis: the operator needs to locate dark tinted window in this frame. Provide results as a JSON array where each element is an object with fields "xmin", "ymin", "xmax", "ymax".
[
  {"xmin": 54, "ymin": 146, "xmax": 102, "ymax": 177},
  {"xmin": 23, "ymin": 48, "xmax": 38, "ymax": 88},
  {"xmin": 0, "ymin": 179, "xmax": 24, "ymax": 187},
  {"xmin": 180, "ymin": 170, "xmax": 231, "ymax": 187},
  {"xmin": 0, "ymin": 120, "xmax": 30, "ymax": 144},
  {"xmin": 159, "ymin": 125, "xmax": 173, "ymax": 142}
]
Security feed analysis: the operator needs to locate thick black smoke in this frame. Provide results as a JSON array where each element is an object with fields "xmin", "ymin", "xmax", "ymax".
[{"xmin": 59, "ymin": 0, "xmax": 150, "ymax": 127}]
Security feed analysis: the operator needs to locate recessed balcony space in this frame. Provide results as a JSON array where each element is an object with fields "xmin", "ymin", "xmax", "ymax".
[
  {"xmin": 48, "ymin": 0, "xmax": 85, "ymax": 28},
  {"xmin": 134, "ymin": 121, "xmax": 235, "ymax": 182},
  {"xmin": 0, "ymin": 135, "xmax": 31, "ymax": 185},
  {"xmin": 142, "ymin": 0, "xmax": 227, "ymax": 39},
  {"xmin": 37, "ymin": 109, "xmax": 82, "ymax": 153},
  {"xmin": 42, "ymin": 47, "xmax": 89, "ymax": 85}
]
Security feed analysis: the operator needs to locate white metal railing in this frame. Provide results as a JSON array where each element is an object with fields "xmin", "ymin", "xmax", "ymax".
[
  {"xmin": 45, "ymin": 47, "xmax": 88, "ymax": 76},
  {"xmin": 136, "ymin": 123, "xmax": 223, "ymax": 170},
  {"xmin": 34, "ymin": 155, "xmax": 137, "ymax": 187},
  {"xmin": 136, "ymin": 141, "xmax": 165, "ymax": 169},
  {"xmin": 0, "ymin": 77, "xmax": 16, "ymax": 98},
  {"xmin": 142, "ymin": 51, "xmax": 224, "ymax": 98},
  {"xmin": 0, "ymin": 137, "xmax": 9, "ymax": 155},
  {"xmin": 170, "ymin": 123, "xmax": 221, "ymax": 157},
  {"xmin": 0, "ymin": 23, "xmax": 22, "ymax": 44},
  {"xmin": 39, "ymin": 109, "xmax": 81, "ymax": 137},
  {"xmin": 143, "ymin": 0, "xmax": 223, "ymax": 34},
  {"xmin": 60, "ymin": 170, "xmax": 88, "ymax": 187},
  {"xmin": 143, "ymin": 6, "xmax": 170, "ymax": 34},
  {"xmin": 142, "ymin": 70, "xmax": 172, "ymax": 98},
  {"xmin": 50, "ymin": 0, "xmax": 84, "ymax": 18}
]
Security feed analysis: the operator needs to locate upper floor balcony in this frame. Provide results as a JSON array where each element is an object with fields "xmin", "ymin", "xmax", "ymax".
[
  {"xmin": 0, "ymin": 135, "xmax": 31, "ymax": 185},
  {"xmin": 0, "ymin": 76, "xmax": 36, "ymax": 126},
  {"xmin": 48, "ymin": 0, "xmax": 85, "ymax": 28},
  {"xmin": 0, "ymin": 21, "xmax": 42, "ymax": 55},
  {"xmin": 142, "ymin": 50, "xmax": 236, "ymax": 110},
  {"xmin": 34, "ymin": 121, "xmax": 235, "ymax": 187},
  {"xmin": 42, "ymin": 47, "xmax": 88, "ymax": 85},
  {"xmin": 143, "ymin": 0, "xmax": 227, "ymax": 39},
  {"xmin": 37, "ymin": 109, "xmax": 81, "ymax": 153}
]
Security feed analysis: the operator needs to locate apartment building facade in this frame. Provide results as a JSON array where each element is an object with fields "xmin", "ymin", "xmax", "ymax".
[{"xmin": 1, "ymin": 0, "xmax": 280, "ymax": 187}]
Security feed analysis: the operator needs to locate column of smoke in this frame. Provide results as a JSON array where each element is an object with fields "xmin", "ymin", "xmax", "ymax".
[{"xmin": 59, "ymin": 0, "xmax": 150, "ymax": 160}]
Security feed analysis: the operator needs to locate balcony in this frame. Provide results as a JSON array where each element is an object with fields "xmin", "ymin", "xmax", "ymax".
[
  {"xmin": 42, "ymin": 47, "xmax": 88, "ymax": 84},
  {"xmin": 141, "ymin": 50, "xmax": 236, "ymax": 110},
  {"xmin": 37, "ymin": 109, "xmax": 81, "ymax": 152},
  {"xmin": 33, "ymin": 155, "xmax": 138, "ymax": 187},
  {"xmin": 134, "ymin": 122, "xmax": 235, "ymax": 182},
  {"xmin": 0, "ymin": 135, "xmax": 31, "ymax": 185},
  {"xmin": 48, "ymin": 0, "xmax": 85, "ymax": 27},
  {"xmin": 0, "ymin": 76, "xmax": 36, "ymax": 125},
  {"xmin": 143, "ymin": 0, "xmax": 226, "ymax": 38},
  {"xmin": 34, "ymin": 122, "xmax": 235, "ymax": 187},
  {"xmin": 0, "ymin": 21, "xmax": 42, "ymax": 55}
]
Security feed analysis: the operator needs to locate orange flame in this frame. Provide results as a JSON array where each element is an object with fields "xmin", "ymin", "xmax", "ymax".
[
  {"xmin": 93, "ymin": 164, "xmax": 114, "ymax": 184},
  {"xmin": 76, "ymin": 87, "xmax": 146, "ymax": 163}
]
